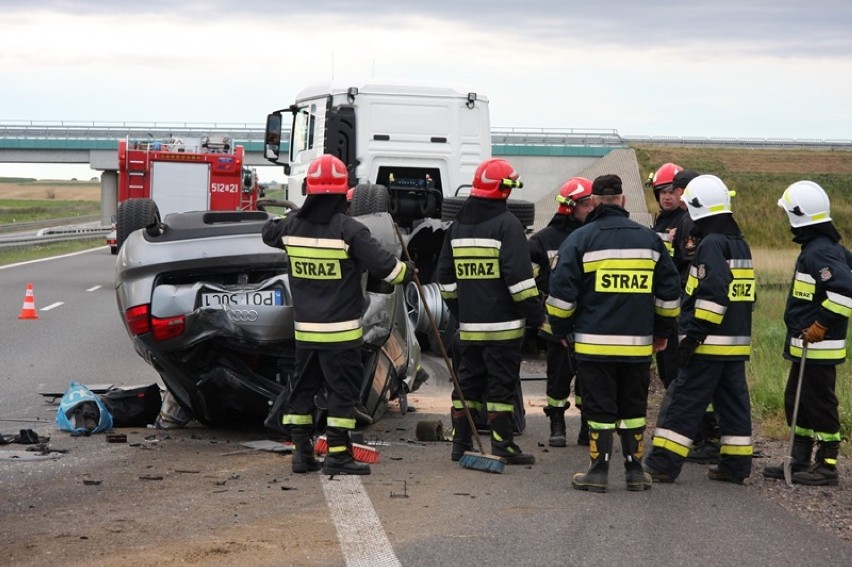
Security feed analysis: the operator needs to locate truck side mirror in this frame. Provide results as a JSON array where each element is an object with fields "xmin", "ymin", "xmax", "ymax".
[{"xmin": 264, "ymin": 112, "xmax": 283, "ymax": 162}]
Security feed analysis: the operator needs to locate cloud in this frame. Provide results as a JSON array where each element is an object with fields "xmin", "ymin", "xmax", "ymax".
[{"xmin": 1, "ymin": 1, "xmax": 851, "ymax": 138}]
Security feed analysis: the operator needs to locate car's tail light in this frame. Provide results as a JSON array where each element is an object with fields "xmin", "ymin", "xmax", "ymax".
[
  {"xmin": 151, "ymin": 315, "xmax": 186, "ymax": 341},
  {"xmin": 125, "ymin": 304, "xmax": 151, "ymax": 336}
]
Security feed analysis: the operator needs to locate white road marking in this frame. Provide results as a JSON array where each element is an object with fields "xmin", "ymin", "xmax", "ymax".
[
  {"xmin": 0, "ymin": 246, "xmax": 106, "ymax": 270},
  {"xmin": 41, "ymin": 302, "xmax": 64, "ymax": 311},
  {"xmin": 86, "ymin": 285, "xmax": 102, "ymax": 292},
  {"xmin": 321, "ymin": 475, "xmax": 401, "ymax": 567}
]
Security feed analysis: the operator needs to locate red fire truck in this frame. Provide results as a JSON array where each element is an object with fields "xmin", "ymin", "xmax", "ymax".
[{"xmin": 110, "ymin": 135, "xmax": 259, "ymax": 252}]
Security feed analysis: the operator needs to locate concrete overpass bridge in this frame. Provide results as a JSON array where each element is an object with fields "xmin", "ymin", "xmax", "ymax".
[{"xmin": 2, "ymin": 121, "xmax": 849, "ymax": 228}]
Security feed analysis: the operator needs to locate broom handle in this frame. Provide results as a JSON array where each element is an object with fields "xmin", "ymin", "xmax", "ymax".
[{"xmin": 393, "ymin": 224, "xmax": 487, "ymax": 455}]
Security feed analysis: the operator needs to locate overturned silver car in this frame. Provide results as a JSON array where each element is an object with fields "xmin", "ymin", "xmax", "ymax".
[{"xmin": 114, "ymin": 203, "xmax": 426, "ymax": 429}]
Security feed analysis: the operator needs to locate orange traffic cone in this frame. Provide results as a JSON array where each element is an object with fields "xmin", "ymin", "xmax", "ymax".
[{"xmin": 18, "ymin": 283, "xmax": 38, "ymax": 320}]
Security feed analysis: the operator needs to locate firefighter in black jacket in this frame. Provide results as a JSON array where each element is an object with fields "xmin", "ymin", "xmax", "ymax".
[
  {"xmin": 528, "ymin": 177, "xmax": 595, "ymax": 447},
  {"xmin": 644, "ymin": 174, "xmax": 755, "ymax": 484},
  {"xmin": 437, "ymin": 158, "xmax": 546, "ymax": 465},
  {"xmin": 548, "ymin": 174, "xmax": 682, "ymax": 492},
  {"xmin": 763, "ymin": 181, "xmax": 852, "ymax": 486},
  {"xmin": 648, "ymin": 162, "xmax": 688, "ymax": 388},
  {"xmin": 261, "ymin": 154, "xmax": 413, "ymax": 476}
]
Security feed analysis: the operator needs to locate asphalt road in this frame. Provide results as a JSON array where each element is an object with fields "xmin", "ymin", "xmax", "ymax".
[{"xmin": 1, "ymin": 248, "xmax": 850, "ymax": 565}]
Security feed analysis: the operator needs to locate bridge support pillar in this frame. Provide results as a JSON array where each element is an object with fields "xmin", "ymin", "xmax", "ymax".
[{"xmin": 100, "ymin": 170, "xmax": 118, "ymax": 227}]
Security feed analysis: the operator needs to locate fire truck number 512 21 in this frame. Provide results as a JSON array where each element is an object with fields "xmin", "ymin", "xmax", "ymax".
[{"xmin": 211, "ymin": 183, "xmax": 239, "ymax": 193}]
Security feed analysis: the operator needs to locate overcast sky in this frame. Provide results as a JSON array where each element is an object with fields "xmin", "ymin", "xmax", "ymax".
[{"xmin": 2, "ymin": 0, "xmax": 852, "ymax": 180}]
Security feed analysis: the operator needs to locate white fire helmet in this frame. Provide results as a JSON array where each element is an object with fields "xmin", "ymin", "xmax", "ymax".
[
  {"xmin": 777, "ymin": 180, "xmax": 832, "ymax": 228},
  {"xmin": 681, "ymin": 175, "xmax": 734, "ymax": 221}
]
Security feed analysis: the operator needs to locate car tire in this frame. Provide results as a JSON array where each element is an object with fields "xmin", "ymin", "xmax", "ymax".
[
  {"xmin": 350, "ymin": 183, "xmax": 389, "ymax": 216},
  {"xmin": 116, "ymin": 198, "xmax": 160, "ymax": 250}
]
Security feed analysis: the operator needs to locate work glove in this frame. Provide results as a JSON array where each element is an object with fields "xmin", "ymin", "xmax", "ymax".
[
  {"xmin": 677, "ymin": 336, "xmax": 701, "ymax": 368},
  {"xmin": 802, "ymin": 321, "xmax": 827, "ymax": 343},
  {"xmin": 401, "ymin": 261, "xmax": 417, "ymax": 286}
]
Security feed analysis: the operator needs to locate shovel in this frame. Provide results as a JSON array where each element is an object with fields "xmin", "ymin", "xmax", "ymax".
[{"xmin": 783, "ymin": 338, "xmax": 808, "ymax": 487}]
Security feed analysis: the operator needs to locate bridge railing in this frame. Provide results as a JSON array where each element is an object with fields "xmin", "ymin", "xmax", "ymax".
[{"xmin": 1, "ymin": 121, "xmax": 851, "ymax": 150}]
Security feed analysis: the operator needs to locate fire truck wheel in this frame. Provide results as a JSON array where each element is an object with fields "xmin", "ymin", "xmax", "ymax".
[
  {"xmin": 116, "ymin": 198, "xmax": 160, "ymax": 251},
  {"xmin": 350, "ymin": 183, "xmax": 389, "ymax": 216}
]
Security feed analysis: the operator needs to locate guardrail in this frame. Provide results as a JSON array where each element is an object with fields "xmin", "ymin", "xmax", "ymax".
[{"xmin": 1, "ymin": 120, "xmax": 850, "ymax": 150}]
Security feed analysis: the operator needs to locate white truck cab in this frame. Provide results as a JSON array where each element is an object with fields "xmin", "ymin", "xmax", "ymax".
[{"xmin": 264, "ymin": 80, "xmax": 491, "ymax": 223}]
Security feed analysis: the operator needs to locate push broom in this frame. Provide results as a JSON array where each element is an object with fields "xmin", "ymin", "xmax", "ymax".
[{"xmin": 393, "ymin": 224, "xmax": 505, "ymax": 474}]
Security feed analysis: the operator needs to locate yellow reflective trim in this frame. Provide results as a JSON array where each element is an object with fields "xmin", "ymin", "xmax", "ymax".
[
  {"xmin": 547, "ymin": 396, "xmax": 569, "ymax": 408},
  {"xmin": 440, "ymin": 290, "xmax": 458, "ymax": 300},
  {"xmin": 513, "ymin": 287, "xmax": 540, "ymax": 302},
  {"xmin": 794, "ymin": 426, "xmax": 814, "ymax": 437},
  {"xmin": 694, "ymin": 344, "xmax": 750, "ymax": 356},
  {"xmin": 652, "ymin": 436, "xmax": 690, "ymax": 457},
  {"xmin": 327, "ymin": 417, "xmax": 356, "ymax": 429},
  {"xmin": 455, "ymin": 259, "xmax": 500, "ymax": 279},
  {"xmin": 285, "ymin": 245, "xmax": 348, "ymax": 259},
  {"xmin": 487, "ymin": 402, "xmax": 514, "ymax": 412},
  {"xmin": 295, "ymin": 327, "xmax": 363, "ymax": 343},
  {"xmin": 460, "ymin": 328, "xmax": 525, "ymax": 341},
  {"xmin": 282, "ymin": 414, "xmax": 313, "ymax": 426},
  {"xmin": 583, "ymin": 258, "xmax": 657, "ymax": 273},
  {"xmin": 815, "ymin": 431, "xmax": 842, "ymax": 442},
  {"xmin": 587, "ymin": 421, "xmax": 616, "ymax": 430},
  {"xmin": 695, "ymin": 308, "xmax": 724, "ymax": 324},
  {"xmin": 452, "ymin": 246, "xmax": 500, "ymax": 258},
  {"xmin": 617, "ymin": 417, "xmax": 645, "ymax": 429},
  {"xmin": 790, "ymin": 345, "xmax": 846, "ymax": 360},
  {"xmin": 575, "ymin": 343, "xmax": 653, "ymax": 357},
  {"xmin": 328, "ymin": 445, "xmax": 347, "ymax": 453},
  {"xmin": 685, "ymin": 274, "xmax": 697, "ymax": 296},
  {"xmin": 655, "ymin": 306, "xmax": 681, "ymax": 317},
  {"xmin": 823, "ymin": 298, "xmax": 852, "ymax": 318},
  {"xmin": 595, "ymin": 269, "xmax": 653, "ymax": 293},
  {"xmin": 720, "ymin": 445, "xmax": 753, "ymax": 456},
  {"xmin": 730, "ymin": 268, "xmax": 755, "ymax": 279},
  {"xmin": 546, "ymin": 304, "xmax": 574, "ymax": 318}
]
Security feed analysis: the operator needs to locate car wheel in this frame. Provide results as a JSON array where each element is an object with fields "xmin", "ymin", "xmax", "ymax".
[
  {"xmin": 350, "ymin": 183, "xmax": 389, "ymax": 216},
  {"xmin": 116, "ymin": 198, "xmax": 160, "ymax": 250}
]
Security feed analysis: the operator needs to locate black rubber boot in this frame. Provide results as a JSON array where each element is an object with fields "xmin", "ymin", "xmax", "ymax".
[
  {"xmin": 577, "ymin": 416, "xmax": 590, "ymax": 446},
  {"xmin": 450, "ymin": 408, "xmax": 473, "ymax": 462},
  {"xmin": 291, "ymin": 427, "xmax": 321, "ymax": 473},
  {"xmin": 573, "ymin": 429, "xmax": 612, "ymax": 493},
  {"xmin": 322, "ymin": 427, "xmax": 371, "ymax": 475},
  {"xmin": 620, "ymin": 428, "xmax": 651, "ymax": 491},
  {"xmin": 763, "ymin": 435, "xmax": 813, "ymax": 479},
  {"xmin": 544, "ymin": 406, "xmax": 567, "ymax": 448},
  {"xmin": 489, "ymin": 411, "xmax": 535, "ymax": 465},
  {"xmin": 793, "ymin": 441, "xmax": 839, "ymax": 486},
  {"xmin": 707, "ymin": 465, "xmax": 745, "ymax": 485}
]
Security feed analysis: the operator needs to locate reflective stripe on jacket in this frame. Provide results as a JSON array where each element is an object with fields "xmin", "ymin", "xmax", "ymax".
[
  {"xmin": 680, "ymin": 232, "xmax": 754, "ymax": 361},
  {"xmin": 547, "ymin": 205, "xmax": 681, "ymax": 362}
]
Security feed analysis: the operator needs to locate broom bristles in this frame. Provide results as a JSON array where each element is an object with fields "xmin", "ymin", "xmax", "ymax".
[
  {"xmin": 313, "ymin": 436, "xmax": 379, "ymax": 463},
  {"xmin": 459, "ymin": 451, "xmax": 506, "ymax": 474}
]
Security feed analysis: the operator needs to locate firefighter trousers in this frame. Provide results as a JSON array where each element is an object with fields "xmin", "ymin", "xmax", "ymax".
[
  {"xmin": 646, "ymin": 359, "xmax": 752, "ymax": 480},
  {"xmin": 576, "ymin": 360, "xmax": 650, "ymax": 426},
  {"xmin": 287, "ymin": 346, "xmax": 363, "ymax": 427},
  {"xmin": 545, "ymin": 340, "xmax": 577, "ymax": 407},
  {"xmin": 453, "ymin": 340, "xmax": 523, "ymax": 409},
  {"xmin": 785, "ymin": 362, "xmax": 840, "ymax": 440}
]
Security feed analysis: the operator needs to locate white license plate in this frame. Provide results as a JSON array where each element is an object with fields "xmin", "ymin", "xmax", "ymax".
[{"xmin": 201, "ymin": 289, "xmax": 282, "ymax": 307}]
